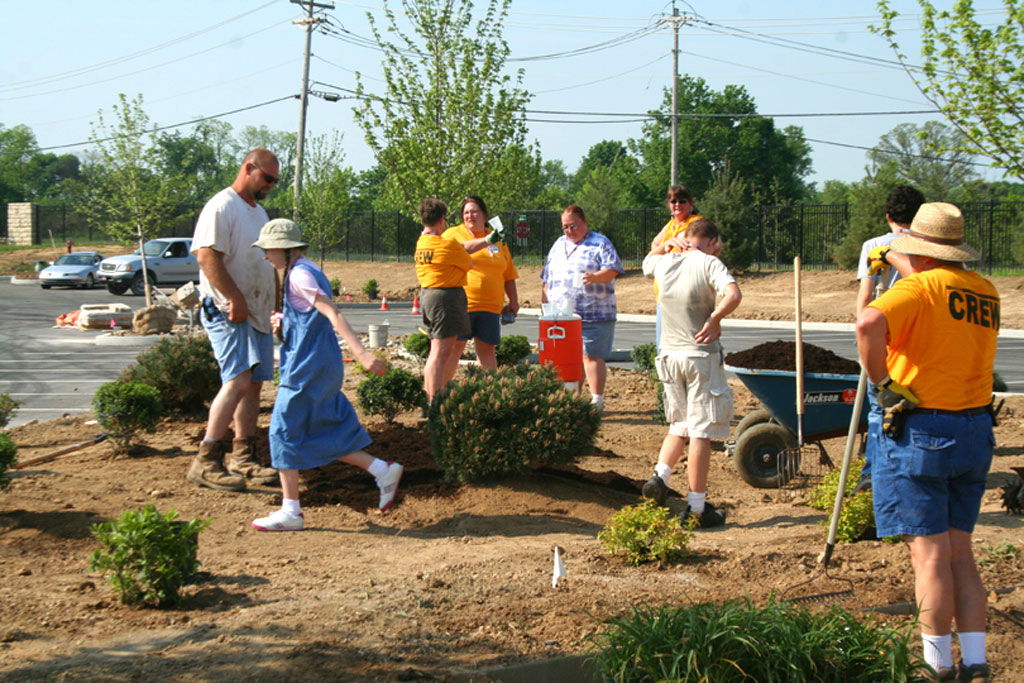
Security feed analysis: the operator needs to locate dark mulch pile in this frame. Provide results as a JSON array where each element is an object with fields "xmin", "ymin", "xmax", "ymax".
[{"xmin": 725, "ymin": 340, "xmax": 860, "ymax": 375}]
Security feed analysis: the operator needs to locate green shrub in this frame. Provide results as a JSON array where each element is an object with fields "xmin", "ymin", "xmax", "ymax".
[
  {"xmin": 630, "ymin": 343, "xmax": 657, "ymax": 372},
  {"xmin": 90, "ymin": 505, "xmax": 209, "ymax": 606},
  {"xmin": 122, "ymin": 334, "xmax": 219, "ymax": 414},
  {"xmin": 808, "ymin": 459, "xmax": 886, "ymax": 543},
  {"xmin": 0, "ymin": 393, "xmax": 20, "ymax": 429},
  {"xmin": 994, "ymin": 371, "xmax": 1008, "ymax": 393},
  {"xmin": 598, "ymin": 499, "xmax": 694, "ymax": 566},
  {"xmin": 356, "ymin": 367, "xmax": 426, "ymax": 423},
  {"xmin": 403, "ymin": 332, "xmax": 430, "ymax": 359},
  {"xmin": 495, "ymin": 334, "xmax": 531, "ymax": 366},
  {"xmin": 93, "ymin": 381, "xmax": 164, "ymax": 454},
  {"xmin": 362, "ymin": 278, "xmax": 379, "ymax": 300},
  {"xmin": 428, "ymin": 364, "xmax": 601, "ymax": 484},
  {"xmin": 0, "ymin": 432, "xmax": 17, "ymax": 491},
  {"xmin": 589, "ymin": 597, "xmax": 930, "ymax": 682},
  {"xmin": 329, "ymin": 276, "xmax": 341, "ymax": 295}
]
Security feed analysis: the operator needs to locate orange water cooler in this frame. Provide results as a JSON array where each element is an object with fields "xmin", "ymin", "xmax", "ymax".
[{"xmin": 537, "ymin": 314, "xmax": 583, "ymax": 390}]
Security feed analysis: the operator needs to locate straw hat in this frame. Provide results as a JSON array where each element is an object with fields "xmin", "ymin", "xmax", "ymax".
[
  {"xmin": 889, "ymin": 202, "xmax": 979, "ymax": 262},
  {"xmin": 252, "ymin": 218, "xmax": 308, "ymax": 250}
]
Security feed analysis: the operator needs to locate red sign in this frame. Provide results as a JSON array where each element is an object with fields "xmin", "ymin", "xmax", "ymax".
[
  {"xmin": 842, "ymin": 388, "xmax": 857, "ymax": 404},
  {"xmin": 515, "ymin": 220, "xmax": 531, "ymax": 239}
]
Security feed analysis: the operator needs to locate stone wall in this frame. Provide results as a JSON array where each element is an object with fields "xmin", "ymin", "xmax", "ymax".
[{"xmin": 7, "ymin": 203, "xmax": 35, "ymax": 245}]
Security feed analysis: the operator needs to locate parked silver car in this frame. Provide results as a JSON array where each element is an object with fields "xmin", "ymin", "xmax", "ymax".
[
  {"xmin": 39, "ymin": 251, "xmax": 103, "ymax": 289},
  {"xmin": 97, "ymin": 237, "xmax": 198, "ymax": 296}
]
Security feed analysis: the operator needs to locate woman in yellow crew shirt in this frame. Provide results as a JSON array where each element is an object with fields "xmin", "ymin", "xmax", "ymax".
[{"xmin": 441, "ymin": 196, "xmax": 519, "ymax": 369}]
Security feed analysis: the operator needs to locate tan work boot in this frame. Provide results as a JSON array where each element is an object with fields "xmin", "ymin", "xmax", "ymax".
[
  {"xmin": 187, "ymin": 440, "xmax": 245, "ymax": 492},
  {"xmin": 226, "ymin": 437, "xmax": 278, "ymax": 486}
]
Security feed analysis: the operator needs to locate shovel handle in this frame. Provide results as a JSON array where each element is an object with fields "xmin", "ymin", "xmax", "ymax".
[{"xmin": 794, "ymin": 257, "xmax": 804, "ymax": 445}]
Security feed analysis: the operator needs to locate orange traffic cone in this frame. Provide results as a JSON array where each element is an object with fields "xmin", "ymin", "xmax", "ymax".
[
  {"xmin": 410, "ymin": 296, "xmax": 421, "ymax": 315},
  {"xmin": 379, "ymin": 295, "xmax": 390, "ymax": 311}
]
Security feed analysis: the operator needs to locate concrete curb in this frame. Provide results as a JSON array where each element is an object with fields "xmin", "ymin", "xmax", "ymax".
[
  {"xmin": 9, "ymin": 276, "xmax": 39, "ymax": 285},
  {"xmin": 94, "ymin": 332, "xmax": 164, "ymax": 347}
]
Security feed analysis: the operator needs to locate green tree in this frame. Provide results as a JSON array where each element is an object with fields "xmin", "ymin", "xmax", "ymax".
[
  {"xmin": 831, "ymin": 165, "xmax": 901, "ymax": 269},
  {"xmin": 353, "ymin": 0, "xmax": 538, "ymax": 219},
  {"xmin": 236, "ymin": 125, "xmax": 296, "ymax": 211},
  {"xmin": 697, "ymin": 166, "xmax": 759, "ymax": 271},
  {"xmin": 533, "ymin": 159, "xmax": 573, "ymax": 210},
  {"xmin": 82, "ymin": 94, "xmax": 182, "ymax": 244},
  {"xmin": 576, "ymin": 167, "xmax": 623, "ymax": 232},
  {"xmin": 630, "ymin": 75, "xmax": 812, "ymax": 205},
  {"xmin": 155, "ymin": 119, "xmax": 236, "ymax": 207},
  {"xmin": 0, "ymin": 124, "xmax": 81, "ymax": 203},
  {"xmin": 874, "ymin": 0, "xmax": 1024, "ymax": 179},
  {"xmin": 868, "ymin": 121, "xmax": 978, "ymax": 201},
  {"xmin": 296, "ymin": 132, "xmax": 356, "ymax": 266}
]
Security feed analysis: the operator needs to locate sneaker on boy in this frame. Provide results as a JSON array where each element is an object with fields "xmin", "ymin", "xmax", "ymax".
[
  {"xmin": 682, "ymin": 501, "xmax": 726, "ymax": 529},
  {"xmin": 252, "ymin": 509, "xmax": 304, "ymax": 532},
  {"xmin": 641, "ymin": 475, "xmax": 668, "ymax": 506},
  {"xmin": 377, "ymin": 462, "xmax": 404, "ymax": 512}
]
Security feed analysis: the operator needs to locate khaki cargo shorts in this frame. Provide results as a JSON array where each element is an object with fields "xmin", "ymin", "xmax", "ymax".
[{"xmin": 655, "ymin": 351, "xmax": 733, "ymax": 439}]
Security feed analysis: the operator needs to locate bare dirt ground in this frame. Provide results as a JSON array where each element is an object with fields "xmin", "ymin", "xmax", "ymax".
[{"xmin": 2, "ymin": 247, "xmax": 1024, "ymax": 679}]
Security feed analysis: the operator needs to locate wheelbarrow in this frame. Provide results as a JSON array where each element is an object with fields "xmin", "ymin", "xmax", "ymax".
[{"xmin": 724, "ymin": 364, "xmax": 868, "ymax": 488}]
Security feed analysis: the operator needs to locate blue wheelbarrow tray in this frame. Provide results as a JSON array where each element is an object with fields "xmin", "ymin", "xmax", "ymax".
[{"xmin": 725, "ymin": 364, "xmax": 868, "ymax": 441}]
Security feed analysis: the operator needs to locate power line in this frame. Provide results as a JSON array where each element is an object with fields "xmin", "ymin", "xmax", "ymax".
[
  {"xmin": 35, "ymin": 95, "xmax": 298, "ymax": 152},
  {"xmin": 533, "ymin": 54, "xmax": 668, "ymax": 94},
  {"xmin": 803, "ymin": 136, "xmax": 992, "ymax": 168}
]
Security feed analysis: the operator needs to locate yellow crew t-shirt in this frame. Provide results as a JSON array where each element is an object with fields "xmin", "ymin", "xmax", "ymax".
[
  {"xmin": 414, "ymin": 233, "xmax": 472, "ymax": 289},
  {"xmin": 869, "ymin": 265, "xmax": 999, "ymax": 411},
  {"xmin": 441, "ymin": 224, "xmax": 518, "ymax": 313}
]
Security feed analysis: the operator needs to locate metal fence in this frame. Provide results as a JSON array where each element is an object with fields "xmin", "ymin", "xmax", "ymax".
[{"xmin": 4, "ymin": 201, "xmax": 1022, "ymax": 272}]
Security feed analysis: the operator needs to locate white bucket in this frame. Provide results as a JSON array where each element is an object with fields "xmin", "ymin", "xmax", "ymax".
[{"xmin": 367, "ymin": 323, "xmax": 389, "ymax": 348}]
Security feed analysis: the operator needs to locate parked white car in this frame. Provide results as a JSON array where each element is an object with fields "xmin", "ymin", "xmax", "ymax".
[
  {"xmin": 97, "ymin": 237, "xmax": 199, "ymax": 296},
  {"xmin": 39, "ymin": 251, "xmax": 104, "ymax": 289}
]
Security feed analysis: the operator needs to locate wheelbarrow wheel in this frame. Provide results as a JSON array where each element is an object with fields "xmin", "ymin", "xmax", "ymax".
[
  {"xmin": 734, "ymin": 422, "xmax": 798, "ymax": 488},
  {"xmin": 734, "ymin": 409, "xmax": 774, "ymax": 439}
]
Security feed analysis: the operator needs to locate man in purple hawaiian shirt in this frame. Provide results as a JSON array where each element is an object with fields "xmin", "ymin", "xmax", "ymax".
[{"xmin": 540, "ymin": 204, "xmax": 624, "ymax": 412}]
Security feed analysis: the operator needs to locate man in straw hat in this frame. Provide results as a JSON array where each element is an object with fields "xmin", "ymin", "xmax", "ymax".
[
  {"xmin": 187, "ymin": 149, "xmax": 281, "ymax": 492},
  {"xmin": 856, "ymin": 202, "xmax": 999, "ymax": 681}
]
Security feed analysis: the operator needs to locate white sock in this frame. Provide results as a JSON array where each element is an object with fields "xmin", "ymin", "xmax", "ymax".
[
  {"xmin": 367, "ymin": 458, "xmax": 389, "ymax": 479},
  {"xmin": 654, "ymin": 463, "xmax": 672, "ymax": 484},
  {"xmin": 590, "ymin": 394, "xmax": 604, "ymax": 404},
  {"xmin": 958, "ymin": 631, "xmax": 986, "ymax": 666},
  {"xmin": 687, "ymin": 491, "xmax": 706, "ymax": 515},
  {"xmin": 922, "ymin": 633, "xmax": 953, "ymax": 671},
  {"xmin": 202, "ymin": 437, "xmax": 218, "ymax": 444},
  {"xmin": 281, "ymin": 498, "xmax": 302, "ymax": 517}
]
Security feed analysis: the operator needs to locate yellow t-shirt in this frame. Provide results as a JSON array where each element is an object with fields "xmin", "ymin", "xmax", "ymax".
[
  {"xmin": 441, "ymin": 224, "xmax": 519, "ymax": 313},
  {"xmin": 654, "ymin": 213, "xmax": 703, "ymax": 299},
  {"xmin": 414, "ymin": 233, "xmax": 471, "ymax": 289},
  {"xmin": 869, "ymin": 265, "xmax": 999, "ymax": 410}
]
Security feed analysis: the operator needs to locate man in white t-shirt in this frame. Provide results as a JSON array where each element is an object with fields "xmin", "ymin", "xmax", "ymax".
[
  {"xmin": 853, "ymin": 184, "xmax": 924, "ymax": 493},
  {"xmin": 640, "ymin": 218, "xmax": 742, "ymax": 528},
  {"xmin": 186, "ymin": 148, "xmax": 280, "ymax": 492}
]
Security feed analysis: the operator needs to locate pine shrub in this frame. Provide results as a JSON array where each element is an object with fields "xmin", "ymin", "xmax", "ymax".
[
  {"xmin": 495, "ymin": 334, "xmax": 531, "ymax": 366},
  {"xmin": 0, "ymin": 432, "xmax": 17, "ymax": 491},
  {"xmin": 598, "ymin": 499, "xmax": 694, "ymax": 566},
  {"xmin": 362, "ymin": 278, "xmax": 379, "ymax": 300},
  {"xmin": 630, "ymin": 343, "xmax": 657, "ymax": 372},
  {"xmin": 0, "ymin": 393, "xmax": 20, "ymax": 429},
  {"xmin": 356, "ymin": 367, "xmax": 426, "ymax": 423},
  {"xmin": 93, "ymin": 381, "xmax": 164, "ymax": 454},
  {"xmin": 90, "ymin": 505, "xmax": 209, "ymax": 606},
  {"xmin": 122, "ymin": 334, "xmax": 220, "ymax": 414},
  {"xmin": 428, "ymin": 364, "xmax": 601, "ymax": 484},
  {"xmin": 403, "ymin": 332, "xmax": 430, "ymax": 359}
]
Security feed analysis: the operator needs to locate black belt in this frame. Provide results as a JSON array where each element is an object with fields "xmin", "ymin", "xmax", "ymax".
[{"xmin": 910, "ymin": 406, "xmax": 990, "ymax": 417}]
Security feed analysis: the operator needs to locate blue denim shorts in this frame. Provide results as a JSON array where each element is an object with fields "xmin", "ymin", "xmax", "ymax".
[
  {"xmin": 872, "ymin": 410, "xmax": 994, "ymax": 537},
  {"xmin": 582, "ymin": 319, "xmax": 615, "ymax": 359},
  {"xmin": 201, "ymin": 303, "xmax": 274, "ymax": 383},
  {"xmin": 458, "ymin": 311, "xmax": 501, "ymax": 346}
]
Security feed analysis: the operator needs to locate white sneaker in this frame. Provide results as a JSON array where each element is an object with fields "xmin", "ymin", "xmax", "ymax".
[
  {"xmin": 252, "ymin": 509, "xmax": 304, "ymax": 532},
  {"xmin": 376, "ymin": 462, "xmax": 404, "ymax": 512},
  {"xmin": 591, "ymin": 396, "xmax": 605, "ymax": 412}
]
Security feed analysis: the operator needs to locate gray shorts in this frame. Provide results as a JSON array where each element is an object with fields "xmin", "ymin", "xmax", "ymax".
[
  {"xmin": 458, "ymin": 311, "xmax": 501, "ymax": 346},
  {"xmin": 655, "ymin": 351, "xmax": 733, "ymax": 439},
  {"xmin": 421, "ymin": 287, "xmax": 470, "ymax": 339}
]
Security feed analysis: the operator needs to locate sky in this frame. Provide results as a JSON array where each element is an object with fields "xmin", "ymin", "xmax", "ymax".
[{"xmin": 0, "ymin": 0, "xmax": 1010, "ymax": 190}]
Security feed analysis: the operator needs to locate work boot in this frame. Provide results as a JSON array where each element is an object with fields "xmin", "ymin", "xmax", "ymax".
[
  {"xmin": 226, "ymin": 437, "xmax": 278, "ymax": 486},
  {"xmin": 187, "ymin": 441, "xmax": 245, "ymax": 492}
]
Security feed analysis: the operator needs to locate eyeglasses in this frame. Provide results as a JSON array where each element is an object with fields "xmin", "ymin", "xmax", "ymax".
[
  {"xmin": 669, "ymin": 198, "xmax": 690, "ymax": 205},
  {"xmin": 251, "ymin": 163, "xmax": 279, "ymax": 185},
  {"xmin": 562, "ymin": 222, "xmax": 578, "ymax": 230}
]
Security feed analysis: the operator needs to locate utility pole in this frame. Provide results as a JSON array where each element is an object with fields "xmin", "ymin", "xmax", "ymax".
[
  {"xmin": 660, "ymin": 6, "xmax": 689, "ymax": 187},
  {"xmin": 291, "ymin": 0, "xmax": 333, "ymax": 218}
]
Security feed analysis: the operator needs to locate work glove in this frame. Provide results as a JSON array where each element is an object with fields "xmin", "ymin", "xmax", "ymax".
[
  {"xmin": 875, "ymin": 376, "xmax": 919, "ymax": 440},
  {"xmin": 486, "ymin": 229, "xmax": 503, "ymax": 244},
  {"xmin": 486, "ymin": 216, "xmax": 505, "ymax": 244},
  {"xmin": 866, "ymin": 246, "xmax": 890, "ymax": 276}
]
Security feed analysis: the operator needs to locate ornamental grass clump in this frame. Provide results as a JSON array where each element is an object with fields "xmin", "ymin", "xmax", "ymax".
[
  {"xmin": 589, "ymin": 597, "xmax": 930, "ymax": 682},
  {"xmin": 403, "ymin": 332, "xmax": 430, "ymax": 359},
  {"xmin": 92, "ymin": 381, "xmax": 163, "ymax": 455},
  {"xmin": 495, "ymin": 334, "xmax": 531, "ymax": 366},
  {"xmin": 122, "ymin": 334, "xmax": 220, "ymax": 414},
  {"xmin": 428, "ymin": 364, "xmax": 600, "ymax": 484},
  {"xmin": 356, "ymin": 367, "xmax": 426, "ymax": 423},
  {"xmin": 90, "ymin": 505, "xmax": 209, "ymax": 607},
  {"xmin": 0, "ymin": 432, "xmax": 17, "ymax": 491},
  {"xmin": 598, "ymin": 498, "xmax": 694, "ymax": 566}
]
